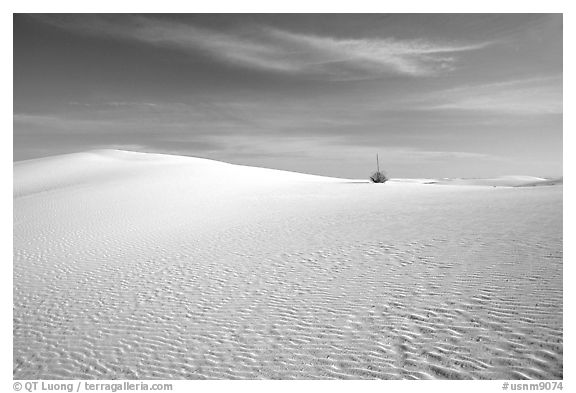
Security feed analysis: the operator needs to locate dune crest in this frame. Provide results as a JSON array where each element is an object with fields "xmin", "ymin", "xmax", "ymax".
[{"xmin": 14, "ymin": 150, "xmax": 343, "ymax": 198}]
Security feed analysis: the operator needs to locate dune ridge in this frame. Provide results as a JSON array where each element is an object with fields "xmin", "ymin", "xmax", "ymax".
[
  {"xmin": 13, "ymin": 150, "xmax": 562, "ymax": 379},
  {"xmin": 393, "ymin": 176, "xmax": 561, "ymax": 187}
]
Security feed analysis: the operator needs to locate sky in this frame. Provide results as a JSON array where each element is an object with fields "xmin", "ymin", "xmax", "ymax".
[{"xmin": 13, "ymin": 14, "xmax": 562, "ymax": 178}]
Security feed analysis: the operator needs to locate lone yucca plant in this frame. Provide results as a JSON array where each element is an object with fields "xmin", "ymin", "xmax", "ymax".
[{"xmin": 370, "ymin": 154, "xmax": 389, "ymax": 183}]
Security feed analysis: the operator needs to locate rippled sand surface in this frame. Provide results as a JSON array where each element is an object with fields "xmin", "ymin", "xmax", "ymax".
[{"xmin": 13, "ymin": 150, "xmax": 562, "ymax": 379}]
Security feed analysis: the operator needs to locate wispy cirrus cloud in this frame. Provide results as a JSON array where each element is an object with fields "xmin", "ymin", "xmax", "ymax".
[
  {"xmin": 263, "ymin": 28, "xmax": 492, "ymax": 78},
  {"xmin": 33, "ymin": 14, "xmax": 493, "ymax": 80},
  {"xmin": 409, "ymin": 76, "xmax": 563, "ymax": 114}
]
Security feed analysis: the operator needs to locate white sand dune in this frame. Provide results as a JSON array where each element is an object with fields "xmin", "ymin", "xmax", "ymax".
[
  {"xmin": 516, "ymin": 177, "xmax": 563, "ymax": 188},
  {"xmin": 399, "ymin": 176, "xmax": 559, "ymax": 187},
  {"xmin": 13, "ymin": 150, "xmax": 562, "ymax": 379}
]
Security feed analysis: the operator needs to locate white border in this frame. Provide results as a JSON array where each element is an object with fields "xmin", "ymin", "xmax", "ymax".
[{"xmin": 5, "ymin": 2, "xmax": 571, "ymax": 392}]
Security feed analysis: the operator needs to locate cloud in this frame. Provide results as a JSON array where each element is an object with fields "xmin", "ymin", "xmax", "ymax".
[
  {"xmin": 410, "ymin": 76, "xmax": 562, "ymax": 115},
  {"xmin": 33, "ymin": 14, "xmax": 493, "ymax": 80},
  {"xmin": 263, "ymin": 28, "xmax": 492, "ymax": 78},
  {"xmin": 14, "ymin": 109, "xmax": 496, "ymax": 166}
]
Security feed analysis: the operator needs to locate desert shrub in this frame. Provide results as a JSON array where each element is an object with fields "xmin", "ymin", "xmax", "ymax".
[
  {"xmin": 370, "ymin": 171, "xmax": 388, "ymax": 183},
  {"xmin": 370, "ymin": 154, "xmax": 388, "ymax": 183}
]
